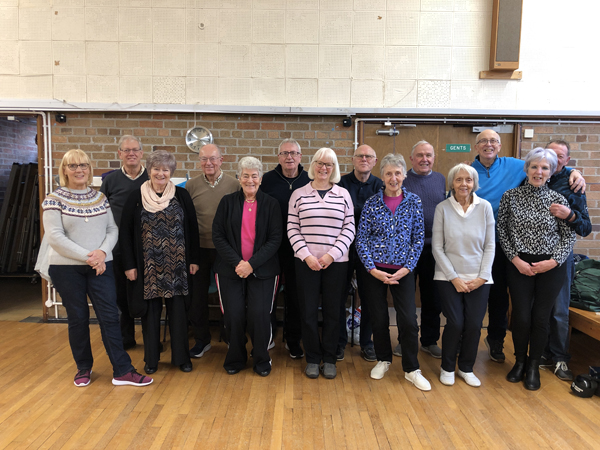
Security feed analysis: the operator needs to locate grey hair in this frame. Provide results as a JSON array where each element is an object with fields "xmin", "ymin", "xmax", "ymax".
[
  {"xmin": 146, "ymin": 150, "xmax": 177, "ymax": 175},
  {"xmin": 546, "ymin": 139, "xmax": 571, "ymax": 156},
  {"xmin": 524, "ymin": 147, "xmax": 558, "ymax": 175},
  {"xmin": 118, "ymin": 135, "xmax": 143, "ymax": 151},
  {"xmin": 379, "ymin": 153, "xmax": 407, "ymax": 178},
  {"xmin": 447, "ymin": 163, "xmax": 479, "ymax": 192},
  {"xmin": 279, "ymin": 138, "xmax": 301, "ymax": 154},
  {"xmin": 411, "ymin": 140, "xmax": 433, "ymax": 156},
  {"xmin": 307, "ymin": 148, "xmax": 341, "ymax": 183},
  {"xmin": 475, "ymin": 130, "xmax": 501, "ymax": 144},
  {"xmin": 238, "ymin": 156, "xmax": 263, "ymax": 178}
]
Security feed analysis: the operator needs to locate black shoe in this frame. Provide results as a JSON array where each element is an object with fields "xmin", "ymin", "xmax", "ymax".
[
  {"xmin": 254, "ymin": 367, "xmax": 271, "ymax": 377},
  {"xmin": 553, "ymin": 361, "xmax": 574, "ymax": 381},
  {"xmin": 336, "ymin": 346, "xmax": 345, "ymax": 361},
  {"xmin": 361, "ymin": 346, "xmax": 377, "ymax": 362},
  {"xmin": 123, "ymin": 340, "xmax": 136, "ymax": 350},
  {"xmin": 524, "ymin": 360, "xmax": 541, "ymax": 390},
  {"xmin": 226, "ymin": 368, "xmax": 241, "ymax": 375},
  {"xmin": 506, "ymin": 360, "xmax": 526, "ymax": 383},
  {"xmin": 285, "ymin": 342, "xmax": 304, "ymax": 359},
  {"xmin": 484, "ymin": 336, "xmax": 505, "ymax": 363},
  {"xmin": 180, "ymin": 362, "xmax": 193, "ymax": 373},
  {"xmin": 190, "ymin": 341, "xmax": 212, "ymax": 358},
  {"xmin": 144, "ymin": 364, "xmax": 157, "ymax": 375},
  {"xmin": 540, "ymin": 354, "xmax": 553, "ymax": 366},
  {"xmin": 159, "ymin": 342, "xmax": 165, "ymax": 353}
]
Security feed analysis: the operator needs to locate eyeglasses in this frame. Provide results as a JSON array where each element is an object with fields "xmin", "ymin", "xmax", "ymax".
[
  {"xmin": 279, "ymin": 151, "xmax": 301, "ymax": 157},
  {"xmin": 119, "ymin": 148, "xmax": 141, "ymax": 153},
  {"xmin": 354, "ymin": 154, "xmax": 375, "ymax": 160},
  {"xmin": 66, "ymin": 163, "xmax": 90, "ymax": 171},
  {"xmin": 315, "ymin": 161, "xmax": 334, "ymax": 169},
  {"xmin": 200, "ymin": 156, "xmax": 222, "ymax": 163},
  {"xmin": 476, "ymin": 139, "xmax": 500, "ymax": 145}
]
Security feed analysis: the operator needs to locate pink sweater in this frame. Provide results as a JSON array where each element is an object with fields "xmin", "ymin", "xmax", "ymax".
[{"xmin": 287, "ymin": 183, "xmax": 355, "ymax": 262}]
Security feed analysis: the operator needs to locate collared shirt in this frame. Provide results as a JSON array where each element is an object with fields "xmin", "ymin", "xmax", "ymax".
[
  {"xmin": 121, "ymin": 165, "xmax": 145, "ymax": 181},
  {"xmin": 448, "ymin": 192, "xmax": 481, "ymax": 218},
  {"xmin": 204, "ymin": 170, "xmax": 224, "ymax": 188}
]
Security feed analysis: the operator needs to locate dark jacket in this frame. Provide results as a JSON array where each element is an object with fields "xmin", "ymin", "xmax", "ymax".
[
  {"xmin": 260, "ymin": 163, "xmax": 310, "ymax": 228},
  {"xmin": 119, "ymin": 186, "xmax": 200, "ymax": 317},
  {"xmin": 548, "ymin": 167, "xmax": 592, "ymax": 237},
  {"xmin": 212, "ymin": 189, "xmax": 282, "ymax": 279}
]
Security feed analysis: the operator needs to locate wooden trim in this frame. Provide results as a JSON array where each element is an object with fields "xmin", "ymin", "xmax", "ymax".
[
  {"xmin": 489, "ymin": 0, "xmax": 523, "ymax": 71},
  {"xmin": 480, "ymin": 70, "xmax": 523, "ymax": 80}
]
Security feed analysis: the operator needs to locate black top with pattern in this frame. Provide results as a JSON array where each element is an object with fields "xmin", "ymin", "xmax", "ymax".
[
  {"xmin": 141, "ymin": 198, "xmax": 188, "ymax": 300},
  {"xmin": 497, "ymin": 183, "xmax": 576, "ymax": 265}
]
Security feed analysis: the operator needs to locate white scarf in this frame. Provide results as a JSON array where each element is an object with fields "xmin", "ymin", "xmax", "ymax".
[{"xmin": 140, "ymin": 180, "xmax": 176, "ymax": 213}]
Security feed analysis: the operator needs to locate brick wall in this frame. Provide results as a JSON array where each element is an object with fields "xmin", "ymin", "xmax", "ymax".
[
  {"xmin": 0, "ymin": 117, "xmax": 38, "ymax": 205},
  {"xmin": 521, "ymin": 124, "xmax": 600, "ymax": 257}
]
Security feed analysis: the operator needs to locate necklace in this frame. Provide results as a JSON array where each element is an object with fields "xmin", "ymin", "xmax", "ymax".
[
  {"xmin": 245, "ymin": 198, "xmax": 256, "ymax": 212},
  {"xmin": 279, "ymin": 170, "xmax": 302, "ymax": 190}
]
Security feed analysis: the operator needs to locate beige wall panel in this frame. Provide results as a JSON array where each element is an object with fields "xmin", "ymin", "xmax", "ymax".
[
  {"xmin": 452, "ymin": 12, "xmax": 489, "ymax": 47},
  {"xmin": 87, "ymin": 0, "xmax": 118, "ymax": 6},
  {"xmin": 20, "ymin": 74, "xmax": 52, "ymax": 98},
  {"xmin": 19, "ymin": 41, "xmax": 52, "ymax": 75},
  {"xmin": 385, "ymin": 12, "xmax": 419, "ymax": 46},
  {"xmin": 419, "ymin": 12, "xmax": 453, "ymax": 46},
  {"xmin": 53, "ymin": 0, "xmax": 84, "ymax": 5},
  {"xmin": 252, "ymin": 10, "xmax": 285, "ymax": 44},
  {"xmin": 251, "ymin": 78, "xmax": 285, "ymax": 106},
  {"xmin": 319, "ymin": 45, "xmax": 351, "ymax": 79},
  {"xmin": 0, "ymin": 76, "xmax": 19, "ymax": 97},
  {"xmin": 286, "ymin": 0, "xmax": 318, "ymax": 8},
  {"xmin": 186, "ymin": 43, "xmax": 219, "ymax": 77},
  {"xmin": 351, "ymin": 45, "xmax": 384, "ymax": 79},
  {"xmin": 318, "ymin": 79, "xmax": 350, "ymax": 107},
  {"xmin": 119, "ymin": 42, "xmax": 153, "ymax": 76},
  {"xmin": 254, "ymin": 0, "xmax": 283, "ymax": 9},
  {"xmin": 52, "ymin": 8, "xmax": 85, "ymax": 41},
  {"xmin": 515, "ymin": 81, "xmax": 553, "ymax": 110},
  {"xmin": 450, "ymin": 80, "xmax": 484, "ymax": 108},
  {"xmin": 353, "ymin": 12, "xmax": 385, "ymax": 46},
  {"xmin": 85, "ymin": 8, "xmax": 118, "ymax": 42},
  {"xmin": 218, "ymin": 78, "xmax": 251, "ymax": 105},
  {"xmin": 286, "ymin": 44, "xmax": 318, "ymax": 79},
  {"xmin": 454, "ymin": 0, "xmax": 492, "ymax": 12},
  {"xmin": 119, "ymin": 0, "xmax": 146, "ymax": 8},
  {"xmin": 286, "ymin": 78, "xmax": 318, "ymax": 107},
  {"xmin": 0, "ymin": 8, "xmax": 18, "ymax": 40},
  {"xmin": 386, "ymin": 0, "xmax": 420, "ymax": 10},
  {"xmin": 0, "ymin": 41, "xmax": 19, "ymax": 74},
  {"xmin": 219, "ymin": 45, "xmax": 251, "ymax": 77},
  {"xmin": 153, "ymin": 76, "xmax": 185, "ymax": 103},
  {"xmin": 53, "ymin": 75, "xmax": 86, "ymax": 101},
  {"xmin": 120, "ymin": 76, "xmax": 153, "ymax": 103},
  {"xmin": 86, "ymin": 42, "xmax": 119, "ymax": 75},
  {"xmin": 119, "ymin": 8, "xmax": 152, "ymax": 42},
  {"xmin": 285, "ymin": 10, "xmax": 319, "ymax": 44},
  {"xmin": 384, "ymin": 80, "xmax": 418, "ymax": 107},
  {"xmin": 451, "ymin": 46, "xmax": 487, "ymax": 80},
  {"xmin": 52, "ymin": 41, "xmax": 85, "ymax": 75},
  {"xmin": 0, "ymin": 0, "xmax": 18, "ymax": 6},
  {"xmin": 222, "ymin": 0, "xmax": 250, "ymax": 8},
  {"xmin": 320, "ymin": 0, "xmax": 352, "ymax": 9},
  {"xmin": 153, "ymin": 0, "xmax": 185, "ymax": 7},
  {"xmin": 18, "ymin": 7, "xmax": 51, "ymax": 41},
  {"xmin": 252, "ymin": 44, "xmax": 285, "ymax": 78},
  {"xmin": 87, "ymin": 75, "xmax": 119, "ymax": 102},
  {"xmin": 319, "ymin": 11, "xmax": 352, "ymax": 45},
  {"xmin": 186, "ymin": 9, "xmax": 219, "ymax": 43},
  {"xmin": 417, "ymin": 80, "xmax": 450, "ymax": 107},
  {"xmin": 218, "ymin": 10, "xmax": 252, "ymax": 43},
  {"xmin": 153, "ymin": 9, "xmax": 186, "ymax": 43},
  {"xmin": 481, "ymin": 79, "xmax": 518, "ymax": 110},
  {"xmin": 186, "ymin": 77, "xmax": 218, "ymax": 105},
  {"xmin": 351, "ymin": 79, "xmax": 383, "ymax": 107},
  {"xmin": 153, "ymin": 43, "xmax": 186, "ymax": 76},
  {"xmin": 417, "ymin": 46, "xmax": 451, "ymax": 80},
  {"xmin": 422, "ymin": 0, "xmax": 453, "ymax": 11},
  {"xmin": 354, "ymin": 0, "xmax": 386, "ymax": 10},
  {"xmin": 385, "ymin": 46, "xmax": 418, "ymax": 80}
]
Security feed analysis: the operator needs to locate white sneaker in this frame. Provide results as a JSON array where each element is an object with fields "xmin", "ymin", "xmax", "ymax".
[
  {"xmin": 440, "ymin": 368, "xmax": 455, "ymax": 386},
  {"xmin": 370, "ymin": 361, "xmax": 391, "ymax": 380},
  {"xmin": 456, "ymin": 369, "xmax": 481, "ymax": 387},
  {"xmin": 405, "ymin": 369, "xmax": 431, "ymax": 391},
  {"xmin": 268, "ymin": 340, "xmax": 275, "ymax": 350}
]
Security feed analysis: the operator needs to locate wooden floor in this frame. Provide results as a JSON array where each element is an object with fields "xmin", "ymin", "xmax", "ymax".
[{"xmin": 1, "ymin": 320, "xmax": 600, "ymax": 450}]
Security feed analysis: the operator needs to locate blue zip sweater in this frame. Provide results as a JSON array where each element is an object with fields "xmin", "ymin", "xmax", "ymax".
[
  {"xmin": 355, "ymin": 186, "xmax": 424, "ymax": 272},
  {"xmin": 548, "ymin": 167, "xmax": 592, "ymax": 237}
]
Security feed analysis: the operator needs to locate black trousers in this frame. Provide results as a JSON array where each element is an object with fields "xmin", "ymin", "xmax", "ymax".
[
  {"xmin": 295, "ymin": 260, "xmax": 348, "ymax": 365},
  {"xmin": 507, "ymin": 254, "xmax": 567, "ymax": 362},
  {"xmin": 412, "ymin": 245, "xmax": 442, "ymax": 346},
  {"xmin": 216, "ymin": 274, "xmax": 279, "ymax": 373},
  {"xmin": 437, "ymin": 281, "xmax": 490, "ymax": 372},
  {"xmin": 486, "ymin": 247, "xmax": 510, "ymax": 342},
  {"xmin": 362, "ymin": 268, "xmax": 420, "ymax": 373},
  {"xmin": 279, "ymin": 242, "xmax": 302, "ymax": 345},
  {"xmin": 189, "ymin": 247, "xmax": 217, "ymax": 346},
  {"xmin": 112, "ymin": 252, "xmax": 136, "ymax": 346},
  {"xmin": 141, "ymin": 296, "xmax": 190, "ymax": 367}
]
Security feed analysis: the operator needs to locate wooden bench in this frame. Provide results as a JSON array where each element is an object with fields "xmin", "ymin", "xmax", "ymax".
[{"xmin": 569, "ymin": 307, "xmax": 600, "ymax": 341}]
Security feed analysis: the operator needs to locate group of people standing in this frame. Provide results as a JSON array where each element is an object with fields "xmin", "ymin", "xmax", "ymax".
[{"xmin": 42, "ymin": 129, "xmax": 590, "ymax": 393}]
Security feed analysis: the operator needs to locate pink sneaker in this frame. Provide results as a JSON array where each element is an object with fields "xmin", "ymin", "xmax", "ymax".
[
  {"xmin": 112, "ymin": 370, "xmax": 153, "ymax": 386},
  {"xmin": 74, "ymin": 369, "xmax": 92, "ymax": 387}
]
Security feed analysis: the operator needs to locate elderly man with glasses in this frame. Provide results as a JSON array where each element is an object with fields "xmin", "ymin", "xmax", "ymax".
[
  {"xmin": 260, "ymin": 138, "xmax": 310, "ymax": 359},
  {"xmin": 100, "ymin": 135, "xmax": 149, "ymax": 350},
  {"xmin": 185, "ymin": 144, "xmax": 239, "ymax": 358}
]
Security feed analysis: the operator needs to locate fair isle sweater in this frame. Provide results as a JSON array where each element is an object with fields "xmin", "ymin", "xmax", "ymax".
[
  {"xmin": 287, "ymin": 183, "xmax": 355, "ymax": 262},
  {"xmin": 42, "ymin": 187, "xmax": 118, "ymax": 265}
]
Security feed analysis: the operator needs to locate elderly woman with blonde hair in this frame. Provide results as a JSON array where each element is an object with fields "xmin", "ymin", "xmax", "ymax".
[
  {"xmin": 212, "ymin": 156, "xmax": 282, "ymax": 377},
  {"xmin": 42, "ymin": 149, "xmax": 152, "ymax": 387}
]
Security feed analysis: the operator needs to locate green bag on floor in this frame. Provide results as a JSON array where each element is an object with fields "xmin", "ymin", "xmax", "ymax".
[{"xmin": 570, "ymin": 259, "xmax": 600, "ymax": 312}]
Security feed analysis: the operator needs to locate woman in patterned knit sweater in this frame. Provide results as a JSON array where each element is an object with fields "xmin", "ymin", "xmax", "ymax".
[
  {"xmin": 120, "ymin": 150, "xmax": 200, "ymax": 375},
  {"xmin": 43, "ymin": 149, "xmax": 152, "ymax": 387},
  {"xmin": 497, "ymin": 147, "xmax": 576, "ymax": 391}
]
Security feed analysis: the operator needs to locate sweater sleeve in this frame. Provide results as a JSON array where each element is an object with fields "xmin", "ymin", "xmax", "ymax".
[
  {"xmin": 98, "ymin": 208, "xmax": 118, "ymax": 257},
  {"xmin": 404, "ymin": 196, "xmax": 425, "ymax": 272},
  {"xmin": 551, "ymin": 194, "xmax": 577, "ymax": 265},
  {"xmin": 287, "ymin": 191, "xmax": 312, "ymax": 261},
  {"xmin": 326, "ymin": 189, "xmax": 355, "ymax": 262},
  {"xmin": 355, "ymin": 198, "xmax": 376, "ymax": 272},
  {"xmin": 431, "ymin": 203, "xmax": 459, "ymax": 281},
  {"xmin": 178, "ymin": 188, "xmax": 201, "ymax": 266},
  {"xmin": 119, "ymin": 190, "xmax": 139, "ymax": 271},
  {"xmin": 497, "ymin": 192, "xmax": 518, "ymax": 262},
  {"xmin": 563, "ymin": 190, "xmax": 592, "ymax": 237},
  {"xmin": 212, "ymin": 196, "xmax": 244, "ymax": 269},
  {"xmin": 43, "ymin": 209, "xmax": 90, "ymax": 263},
  {"xmin": 478, "ymin": 201, "xmax": 496, "ymax": 281}
]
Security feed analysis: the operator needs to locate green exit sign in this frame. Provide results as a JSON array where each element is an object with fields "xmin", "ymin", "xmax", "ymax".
[{"xmin": 446, "ymin": 144, "xmax": 471, "ymax": 153}]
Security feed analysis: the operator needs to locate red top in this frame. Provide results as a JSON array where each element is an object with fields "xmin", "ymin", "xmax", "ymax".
[{"xmin": 241, "ymin": 199, "xmax": 257, "ymax": 261}]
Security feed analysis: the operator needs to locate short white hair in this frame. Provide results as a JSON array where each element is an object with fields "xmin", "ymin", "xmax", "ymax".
[{"xmin": 447, "ymin": 163, "xmax": 479, "ymax": 192}]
